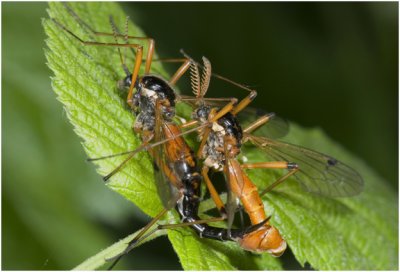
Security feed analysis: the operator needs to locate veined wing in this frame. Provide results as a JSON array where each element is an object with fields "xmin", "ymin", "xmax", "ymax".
[
  {"xmin": 223, "ymin": 159, "xmax": 243, "ymax": 232},
  {"xmin": 246, "ymin": 135, "xmax": 364, "ymax": 197},
  {"xmin": 153, "ymin": 101, "xmax": 181, "ymax": 209}
]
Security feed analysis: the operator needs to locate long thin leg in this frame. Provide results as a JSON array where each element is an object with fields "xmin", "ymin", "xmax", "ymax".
[
  {"xmin": 153, "ymin": 57, "xmax": 188, "ymax": 63},
  {"xmin": 195, "ymin": 107, "xmax": 223, "ymax": 158},
  {"xmin": 202, "ymin": 166, "xmax": 226, "ymax": 216},
  {"xmin": 183, "ymin": 103, "xmax": 239, "ymax": 157},
  {"xmin": 178, "ymin": 97, "xmax": 238, "ymax": 129},
  {"xmin": 51, "ymin": 18, "xmax": 144, "ymax": 107},
  {"xmin": 210, "ymin": 100, "xmax": 237, "ymax": 122},
  {"xmin": 231, "ymin": 90, "xmax": 257, "ymax": 115},
  {"xmin": 63, "ymin": 5, "xmax": 256, "ymax": 95},
  {"xmin": 130, "ymin": 216, "xmax": 225, "ymax": 253},
  {"xmin": 55, "ymin": 19, "xmax": 200, "ymax": 110},
  {"xmin": 101, "ymin": 140, "xmax": 152, "ymax": 182},
  {"xmin": 260, "ymin": 169, "xmax": 299, "ymax": 197},
  {"xmin": 61, "ymin": 7, "xmax": 257, "ymax": 114},
  {"xmin": 142, "ymin": 57, "xmax": 192, "ymax": 86},
  {"xmin": 180, "ymin": 119, "xmax": 199, "ymax": 129},
  {"xmin": 158, "ymin": 56, "xmax": 257, "ymax": 111},
  {"xmin": 106, "ymin": 208, "xmax": 169, "ymax": 269},
  {"xmin": 88, "ymin": 26, "xmax": 155, "ymax": 74},
  {"xmin": 181, "ymin": 101, "xmax": 235, "ymax": 142},
  {"xmin": 241, "ymin": 161, "xmax": 299, "ymax": 196},
  {"xmin": 126, "ymin": 47, "xmax": 143, "ymax": 107},
  {"xmin": 88, "ymin": 124, "xmax": 206, "ymax": 162},
  {"xmin": 106, "ymin": 214, "xmax": 225, "ymax": 269},
  {"xmin": 196, "ymin": 126, "xmax": 211, "ymax": 158},
  {"xmin": 178, "ymin": 96, "xmax": 237, "ymax": 103},
  {"xmin": 62, "ymin": 2, "xmax": 155, "ymax": 74},
  {"xmin": 242, "ymin": 113, "xmax": 275, "ymax": 134},
  {"xmin": 169, "ymin": 59, "xmax": 192, "ymax": 85},
  {"xmin": 241, "ymin": 161, "xmax": 296, "ymax": 170}
]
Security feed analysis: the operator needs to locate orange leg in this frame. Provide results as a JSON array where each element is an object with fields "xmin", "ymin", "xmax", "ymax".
[
  {"xmin": 242, "ymin": 113, "xmax": 275, "ymax": 134},
  {"xmin": 210, "ymin": 100, "xmax": 237, "ymax": 122},
  {"xmin": 178, "ymin": 97, "xmax": 238, "ymax": 130},
  {"xmin": 178, "ymin": 96, "xmax": 237, "ymax": 103},
  {"xmin": 241, "ymin": 161, "xmax": 299, "ymax": 196},
  {"xmin": 202, "ymin": 166, "xmax": 227, "ymax": 216},
  {"xmin": 145, "ymin": 57, "xmax": 194, "ymax": 86},
  {"xmin": 196, "ymin": 126, "xmax": 211, "ymax": 158},
  {"xmin": 169, "ymin": 59, "xmax": 192, "ymax": 85},
  {"xmin": 195, "ymin": 108, "xmax": 219, "ymax": 158},
  {"xmin": 87, "ymin": 120, "xmax": 210, "ymax": 172},
  {"xmin": 180, "ymin": 103, "xmax": 238, "ymax": 158},
  {"xmin": 53, "ymin": 12, "xmax": 191, "ymax": 106},
  {"xmin": 180, "ymin": 119, "xmax": 199, "ymax": 129},
  {"xmin": 62, "ymin": 2, "xmax": 155, "ymax": 74},
  {"xmin": 52, "ymin": 18, "xmax": 145, "ymax": 108},
  {"xmin": 231, "ymin": 90, "xmax": 257, "ymax": 115}
]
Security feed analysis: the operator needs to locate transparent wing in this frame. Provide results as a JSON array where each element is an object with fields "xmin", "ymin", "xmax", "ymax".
[
  {"xmin": 223, "ymin": 158, "xmax": 241, "ymax": 232},
  {"xmin": 153, "ymin": 101, "xmax": 181, "ymax": 209},
  {"xmin": 247, "ymin": 135, "xmax": 364, "ymax": 197}
]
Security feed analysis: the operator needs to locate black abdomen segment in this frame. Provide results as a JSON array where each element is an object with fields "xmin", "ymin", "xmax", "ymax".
[
  {"xmin": 177, "ymin": 194, "xmax": 247, "ymax": 241},
  {"xmin": 175, "ymin": 160, "xmax": 252, "ymax": 242}
]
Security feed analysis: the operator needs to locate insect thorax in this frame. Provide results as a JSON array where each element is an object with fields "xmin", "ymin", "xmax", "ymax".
[
  {"xmin": 132, "ymin": 75, "xmax": 176, "ymax": 136},
  {"xmin": 200, "ymin": 113, "xmax": 243, "ymax": 171}
]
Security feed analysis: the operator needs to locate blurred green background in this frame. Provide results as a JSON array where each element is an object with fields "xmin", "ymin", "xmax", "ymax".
[{"xmin": 2, "ymin": 2, "xmax": 397, "ymax": 270}]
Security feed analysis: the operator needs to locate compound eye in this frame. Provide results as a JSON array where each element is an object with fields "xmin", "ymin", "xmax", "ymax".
[
  {"xmin": 118, "ymin": 74, "xmax": 133, "ymax": 90},
  {"xmin": 199, "ymin": 107, "xmax": 210, "ymax": 119},
  {"xmin": 196, "ymin": 108, "xmax": 203, "ymax": 117},
  {"xmin": 195, "ymin": 109, "xmax": 201, "ymax": 117}
]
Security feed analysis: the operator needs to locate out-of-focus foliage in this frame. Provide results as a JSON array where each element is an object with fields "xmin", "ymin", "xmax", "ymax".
[{"xmin": 2, "ymin": 2, "xmax": 398, "ymax": 270}]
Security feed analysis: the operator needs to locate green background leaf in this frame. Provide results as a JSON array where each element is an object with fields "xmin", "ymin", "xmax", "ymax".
[{"xmin": 3, "ymin": 1, "xmax": 397, "ymax": 270}]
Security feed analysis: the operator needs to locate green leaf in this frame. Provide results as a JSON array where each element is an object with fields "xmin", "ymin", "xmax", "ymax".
[{"xmin": 44, "ymin": 2, "xmax": 397, "ymax": 270}]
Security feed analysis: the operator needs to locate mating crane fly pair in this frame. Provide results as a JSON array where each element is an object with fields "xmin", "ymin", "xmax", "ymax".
[{"xmin": 51, "ymin": 3, "xmax": 364, "ymax": 269}]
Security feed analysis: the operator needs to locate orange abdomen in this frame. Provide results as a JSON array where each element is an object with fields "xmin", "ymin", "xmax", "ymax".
[
  {"xmin": 225, "ymin": 159, "xmax": 266, "ymax": 225},
  {"xmin": 225, "ymin": 158, "xmax": 286, "ymax": 255}
]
